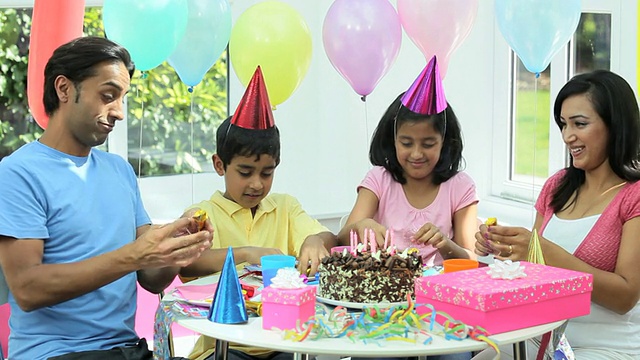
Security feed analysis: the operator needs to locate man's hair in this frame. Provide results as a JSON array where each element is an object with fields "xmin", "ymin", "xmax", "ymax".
[
  {"xmin": 215, "ymin": 117, "xmax": 281, "ymax": 168},
  {"xmin": 43, "ymin": 36, "xmax": 135, "ymax": 116}
]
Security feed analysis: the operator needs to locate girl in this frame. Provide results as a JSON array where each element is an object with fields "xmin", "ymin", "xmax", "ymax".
[{"xmin": 338, "ymin": 59, "xmax": 478, "ymax": 268}]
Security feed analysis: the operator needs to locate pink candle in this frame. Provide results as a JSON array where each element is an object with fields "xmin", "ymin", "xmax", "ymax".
[
  {"xmin": 370, "ymin": 229, "xmax": 377, "ymax": 253},
  {"xmin": 350, "ymin": 230, "xmax": 356, "ymax": 255},
  {"xmin": 362, "ymin": 229, "xmax": 368, "ymax": 252},
  {"xmin": 384, "ymin": 229, "xmax": 389, "ymax": 249}
]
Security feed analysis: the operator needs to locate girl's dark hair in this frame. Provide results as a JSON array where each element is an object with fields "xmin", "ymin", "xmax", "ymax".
[
  {"xmin": 216, "ymin": 117, "xmax": 281, "ymax": 168},
  {"xmin": 551, "ymin": 70, "xmax": 640, "ymax": 212},
  {"xmin": 43, "ymin": 36, "xmax": 135, "ymax": 116},
  {"xmin": 369, "ymin": 93, "xmax": 464, "ymax": 185}
]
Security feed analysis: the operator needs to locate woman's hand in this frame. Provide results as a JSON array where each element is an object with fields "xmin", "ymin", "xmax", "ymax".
[{"xmin": 474, "ymin": 224, "xmax": 531, "ymax": 260}]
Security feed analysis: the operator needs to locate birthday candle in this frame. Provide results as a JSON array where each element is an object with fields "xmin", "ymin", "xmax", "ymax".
[
  {"xmin": 384, "ymin": 229, "xmax": 389, "ymax": 250},
  {"xmin": 362, "ymin": 229, "xmax": 368, "ymax": 252},
  {"xmin": 370, "ymin": 229, "xmax": 377, "ymax": 253},
  {"xmin": 389, "ymin": 230, "xmax": 396, "ymax": 255},
  {"xmin": 350, "ymin": 230, "xmax": 356, "ymax": 255}
]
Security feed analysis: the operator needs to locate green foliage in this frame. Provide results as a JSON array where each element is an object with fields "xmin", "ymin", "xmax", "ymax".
[
  {"xmin": 0, "ymin": 7, "xmax": 228, "ymax": 177},
  {"xmin": 0, "ymin": 8, "xmax": 42, "ymax": 159},
  {"xmin": 514, "ymin": 90, "xmax": 550, "ymax": 178}
]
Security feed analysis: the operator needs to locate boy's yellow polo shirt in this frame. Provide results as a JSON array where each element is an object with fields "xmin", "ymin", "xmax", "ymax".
[
  {"xmin": 187, "ymin": 191, "xmax": 328, "ymax": 359},
  {"xmin": 191, "ymin": 191, "xmax": 328, "ymax": 256}
]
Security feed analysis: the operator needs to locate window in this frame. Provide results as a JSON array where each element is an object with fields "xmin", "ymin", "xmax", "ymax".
[
  {"xmin": 0, "ymin": 4, "xmax": 228, "ymax": 178},
  {"xmin": 491, "ymin": 0, "xmax": 624, "ymax": 204}
]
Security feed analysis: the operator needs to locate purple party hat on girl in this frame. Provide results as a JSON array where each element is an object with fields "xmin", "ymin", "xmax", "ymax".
[
  {"xmin": 401, "ymin": 56, "xmax": 447, "ymax": 115},
  {"xmin": 208, "ymin": 247, "xmax": 248, "ymax": 324}
]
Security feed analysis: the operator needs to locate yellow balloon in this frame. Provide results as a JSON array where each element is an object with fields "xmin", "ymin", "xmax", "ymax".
[{"xmin": 230, "ymin": 1, "xmax": 312, "ymax": 107}]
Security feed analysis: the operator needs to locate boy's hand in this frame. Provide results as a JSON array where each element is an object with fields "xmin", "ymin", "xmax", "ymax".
[{"xmin": 298, "ymin": 235, "xmax": 330, "ymax": 276}]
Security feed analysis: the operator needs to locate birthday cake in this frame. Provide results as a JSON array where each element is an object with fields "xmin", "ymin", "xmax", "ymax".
[{"xmin": 318, "ymin": 247, "xmax": 423, "ymax": 303}]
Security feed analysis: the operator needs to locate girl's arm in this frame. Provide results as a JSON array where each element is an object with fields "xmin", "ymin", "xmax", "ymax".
[
  {"xmin": 337, "ymin": 188, "xmax": 386, "ymax": 246},
  {"xmin": 444, "ymin": 202, "xmax": 479, "ymax": 259}
]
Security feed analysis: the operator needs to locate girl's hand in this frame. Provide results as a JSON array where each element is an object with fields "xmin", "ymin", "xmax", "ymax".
[
  {"xmin": 413, "ymin": 222, "xmax": 450, "ymax": 249},
  {"xmin": 351, "ymin": 219, "xmax": 387, "ymax": 246}
]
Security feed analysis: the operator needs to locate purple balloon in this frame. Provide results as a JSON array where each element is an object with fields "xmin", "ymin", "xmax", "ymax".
[{"xmin": 322, "ymin": 0, "xmax": 402, "ymax": 97}]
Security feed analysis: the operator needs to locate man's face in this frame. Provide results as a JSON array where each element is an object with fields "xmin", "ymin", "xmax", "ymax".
[
  {"xmin": 213, "ymin": 153, "xmax": 277, "ymax": 210},
  {"xmin": 61, "ymin": 61, "xmax": 130, "ymax": 153}
]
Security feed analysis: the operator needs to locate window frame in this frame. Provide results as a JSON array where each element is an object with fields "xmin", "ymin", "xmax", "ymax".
[{"xmin": 489, "ymin": 0, "xmax": 628, "ymax": 206}]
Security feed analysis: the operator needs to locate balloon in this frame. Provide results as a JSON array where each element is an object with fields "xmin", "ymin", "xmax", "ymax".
[
  {"xmin": 168, "ymin": 0, "xmax": 232, "ymax": 88},
  {"xmin": 495, "ymin": 0, "xmax": 581, "ymax": 74},
  {"xmin": 27, "ymin": 0, "xmax": 85, "ymax": 129},
  {"xmin": 397, "ymin": 0, "xmax": 478, "ymax": 79},
  {"xmin": 103, "ymin": 0, "xmax": 189, "ymax": 71},
  {"xmin": 322, "ymin": 0, "xmax": 401, "ymax": 98},
  {"xmin": 230, "ymin": 1, "xmax": 312, "ymax": 107}
]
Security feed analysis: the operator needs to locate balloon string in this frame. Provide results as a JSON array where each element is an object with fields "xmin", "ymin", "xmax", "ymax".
[
  {"xmin": 363, "ymin": 98, "xmax": 370, "ymax": 164},
  {"xmin": 190, "ymin": 89, "xmax": 196, "ymax": 205},
  {"xmin": 137, "ymin": 79, "xmax": 145, "ymax": 181},
  {"xmin": 532, "ymin": 73, "xmax": 538, "ymax": 225}
]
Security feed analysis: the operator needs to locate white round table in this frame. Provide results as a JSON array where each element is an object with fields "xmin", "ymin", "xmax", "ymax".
[{"xmin": 162, "ymin": 275, "xmax": 563, "ymax": 360}]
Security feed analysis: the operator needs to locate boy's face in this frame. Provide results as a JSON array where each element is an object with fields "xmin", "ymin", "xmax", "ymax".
[{"xmin": 213, "ymin": 153, "xmax": 277, "ymax": 210}]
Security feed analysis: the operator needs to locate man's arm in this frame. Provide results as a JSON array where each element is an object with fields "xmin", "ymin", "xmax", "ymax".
[{"xmin": 0, "ymin": 218, "xmax": 211, "ymax": 311}]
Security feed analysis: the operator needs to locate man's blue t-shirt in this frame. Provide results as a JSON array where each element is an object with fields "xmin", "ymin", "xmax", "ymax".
[{"xmin": 0, "ymin": 141, "xmax": 151, "ymax": 359}]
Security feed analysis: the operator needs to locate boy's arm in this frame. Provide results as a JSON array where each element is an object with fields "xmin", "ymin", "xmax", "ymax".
[
  {"xmin": 180, "ymin": 246, "xmax": 282, "ymax": 278},
  {"xmin": 298, "ymin": 231, "xmax": 337, "ymax": 276}
]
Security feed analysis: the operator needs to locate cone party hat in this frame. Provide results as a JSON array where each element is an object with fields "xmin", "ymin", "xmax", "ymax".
[
  {"xmin": 401, "ymin": 55, "xmax": 447, "ymax": 115},
  {"xmin": 230, "ymin": 66, "xmax": 275, "ymax": 130},
  {"xmin": 208, "ymin": 247, "xmax": 248, "ymax": 324}
]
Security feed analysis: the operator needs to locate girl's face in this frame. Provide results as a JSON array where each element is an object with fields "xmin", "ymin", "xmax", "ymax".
[
  {"xmin": 559, "ymin": 94, "xmax": 609, "ymax": 172},
  {"xmin": 395, "ymin": 119, "xmax": 443, "ymax": 182}
]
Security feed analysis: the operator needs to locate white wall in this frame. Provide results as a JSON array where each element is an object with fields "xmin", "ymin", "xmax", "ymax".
[{"xmin": 140, "ymin": 0, "xmax": 638, "ymax": 231}]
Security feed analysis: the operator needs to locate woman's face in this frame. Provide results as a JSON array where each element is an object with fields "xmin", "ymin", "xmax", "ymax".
[
  {"xmin": 394, "ymin": 119, "xmax": 443, "ymax": 182},
  {"xmin": 559, "ymin": 94, "xmax": 609, "ymax": 172}
]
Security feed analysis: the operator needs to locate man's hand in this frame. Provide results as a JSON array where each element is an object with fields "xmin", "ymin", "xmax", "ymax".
[{"xmin": 132, "ymin": 217, "xmax": 212, "ymax": 269}]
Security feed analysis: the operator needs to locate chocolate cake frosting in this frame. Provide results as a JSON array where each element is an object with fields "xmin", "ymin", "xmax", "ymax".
[{"xmin": 318, "ymin": 248, "xmax": 423, "ymax": 303}]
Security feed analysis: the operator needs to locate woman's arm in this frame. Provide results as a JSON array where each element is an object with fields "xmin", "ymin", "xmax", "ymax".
[{"xmin": 539, "ymin": 216, "xmax": 640, "ymax": 314}]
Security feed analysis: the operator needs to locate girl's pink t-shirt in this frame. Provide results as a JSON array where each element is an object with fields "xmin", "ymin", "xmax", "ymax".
[{"xmin": 359, "ymin": 166, "xmax": 478, "ymax": 266}]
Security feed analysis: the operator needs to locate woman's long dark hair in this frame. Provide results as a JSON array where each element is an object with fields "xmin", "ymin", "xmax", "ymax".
[
  {"xmin": 551, "ymin": 70, "xmax": 640, "ymax": 212},
  {"xmin": 369, "ymin": 93, "xmax": 464, "ymax": 185}
]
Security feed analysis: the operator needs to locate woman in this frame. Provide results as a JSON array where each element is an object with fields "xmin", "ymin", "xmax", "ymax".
[{"xmin": 475, "ymin": 70, "xmax": 640, "ymax": 360}]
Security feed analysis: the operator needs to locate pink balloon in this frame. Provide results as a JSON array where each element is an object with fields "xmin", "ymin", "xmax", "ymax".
[
  {"xmin": 397, "ymin": 0, "xmax": 478, "ymax": 78},
  {"xmin": 323, "ymin": 0, "xmax": 401, "ymax": 98}
]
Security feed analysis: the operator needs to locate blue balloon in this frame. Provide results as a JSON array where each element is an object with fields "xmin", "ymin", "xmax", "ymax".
[
  {"xmin": 495, "ymin": 0, "xmax": 581, "ymax": 74},
  {"xmin": 103, "ymin": 0, "xmax": 189, "ymax": 71},
  {"xmin": 168, "ymin": 0, "xmax": 232, "ymax": 87}
]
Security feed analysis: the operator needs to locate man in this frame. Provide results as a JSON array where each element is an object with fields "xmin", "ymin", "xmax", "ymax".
[{"xmin": 0, "ymin": 36, "xmax": 212, "ymax": 360}]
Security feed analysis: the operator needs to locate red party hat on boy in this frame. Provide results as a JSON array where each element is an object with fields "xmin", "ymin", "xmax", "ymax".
[
  {"xmin": 401, "ymin": 56, "xmax": 447, "ymax": 115},
  {"xmin": 230, "ymin": 66, "xmax": 275, "ymax": 130},
  {"xmin": 208, "ymin": 247, "xmax": 248, "ymax": 324}
]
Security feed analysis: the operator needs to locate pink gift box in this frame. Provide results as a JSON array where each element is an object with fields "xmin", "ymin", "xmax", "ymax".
[
  {"xmin": 415, "ymin": 261, "xmax": 593, "ymax": 334},
  {"xmin": 261, "ymin": 285, "xmax": 316, "ymax": 330}
]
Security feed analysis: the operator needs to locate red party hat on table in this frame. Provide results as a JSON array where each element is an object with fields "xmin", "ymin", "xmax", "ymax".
[
  {"xmin": 208, "ymin": 247, "xmax": 248, "ymax": 324},
  {"xmin": 401, "ymin": 56, "xmax": 447, "ymax": 115},
  {"xmin": 230, "ymin": 66, "xmax": 275, "ymax": 130}
]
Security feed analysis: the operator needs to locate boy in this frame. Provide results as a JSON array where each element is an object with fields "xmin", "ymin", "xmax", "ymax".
[{"xmin": 181, "ymin": 67, "xmax": 337, "ymax": 360}]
